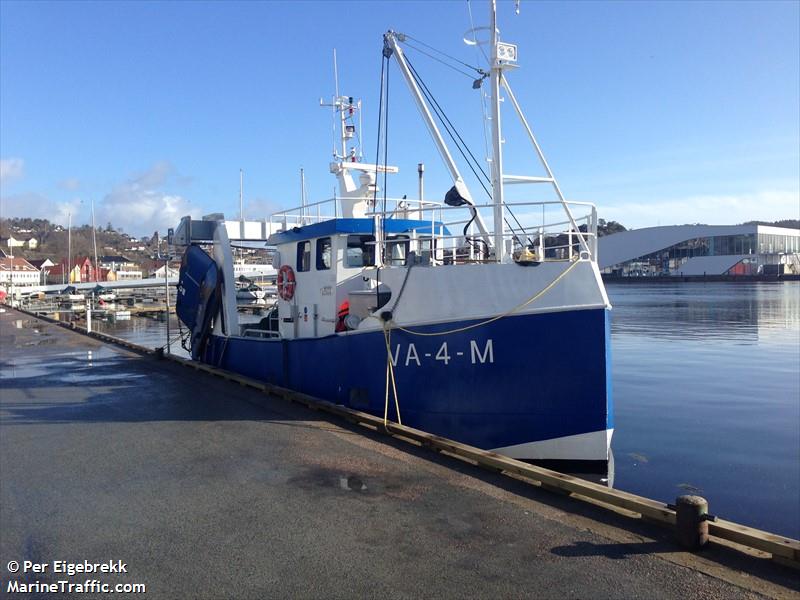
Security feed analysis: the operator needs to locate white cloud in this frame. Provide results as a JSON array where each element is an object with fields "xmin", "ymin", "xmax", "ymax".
[
  {"xmin": 96, "ymin": 162, "xmax": 201, "ymax": 235},
  {"xmin": 1, "ymin": 162, "xmax": 203, "ymax": 235},
  {"xmin": 598, "ymin": 189, "xmax": 800, "ymax": 229},
  {"xmin": 0, "ymin": 193, "xmax": 81, "ymax": 226},
  {"xmin": 0, "ymin": 158, "xmax": 24, "ymax": 184}
]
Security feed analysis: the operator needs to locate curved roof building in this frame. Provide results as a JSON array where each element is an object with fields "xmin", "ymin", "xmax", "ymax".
[{"xmin": 598, "ymin": 224, "xmax": 800, "ymax": 276}]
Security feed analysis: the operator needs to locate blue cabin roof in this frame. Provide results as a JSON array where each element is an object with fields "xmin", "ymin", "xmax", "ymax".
[{"xmin": 268, "ymin": 218, "xmax": 451, "ymax": 245}]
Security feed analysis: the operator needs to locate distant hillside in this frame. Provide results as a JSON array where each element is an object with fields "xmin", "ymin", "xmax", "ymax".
[
  {"xmin": 741, "ymin": 219, "xmax": 799, "ymax": 229},
  {"xmin": 0, "ymin": 217, "xmax": 157, "ymax": 263}
]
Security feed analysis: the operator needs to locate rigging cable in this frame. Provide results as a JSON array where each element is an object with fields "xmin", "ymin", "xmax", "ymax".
[
  {"xmin": 406, "ymin": 57, "xmax": 491, "ymax": 196},
  {"xmin": 401, "ymin": 39, "xmax": 477, "ymax": 80},
  {"xmin": 403, "ymin": 33, "xmax": 485, "ymax": 76},
  {"xmin": 372, "ymin": 53, "xmax": 388, "ymax": 296},
  {"xmin": 407, "ymin": 56, "xmax": 529, "ymax": 248},
  {"xmin": 382, "ymin": 55, "xmax": 391, "ymax": 265}
]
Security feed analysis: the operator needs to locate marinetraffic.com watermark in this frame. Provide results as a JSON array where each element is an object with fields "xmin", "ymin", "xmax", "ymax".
[{"xmin": 5, "ymin": 560, "xmax": 146, "ymax": 594}]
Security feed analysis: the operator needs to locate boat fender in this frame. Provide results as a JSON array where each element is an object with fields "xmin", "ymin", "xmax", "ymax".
[
  {"xmin": 514, "ymin": 247, "xmax": 541, "ymax": 267},
  {"xmin": 277, "ymin": 265, "xmax": 296, "ymax": 301}
]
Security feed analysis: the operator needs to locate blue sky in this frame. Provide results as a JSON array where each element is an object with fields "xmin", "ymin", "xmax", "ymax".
[{"xmin": 1, "ymin": 0, "xmax": 798, "ymax": 236}]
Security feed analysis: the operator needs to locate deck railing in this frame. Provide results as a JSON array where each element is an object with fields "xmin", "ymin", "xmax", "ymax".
[{"xmin": 269, "ymin": 197, "xmax": 598, "ymax": 265}]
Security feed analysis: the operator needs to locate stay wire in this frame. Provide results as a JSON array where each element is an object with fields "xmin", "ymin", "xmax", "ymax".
[
  {"xmin": 406, "ymin": 56, "xmax": 531, "ymax": 248},
  {"xmin": 403, "ymin": 33, "xmax": 484, "ymax": 75},
  {"xmin": 382, "ymin": 58, "xmax": 390, "ymax": 263},
  {"xmin": 401, "ymin": 40, "xmax": 476, "ymax": 80},
  {"xmin": 372, "ymin": 56, "xmax": 386, "ymax": 211},
  {"xmin": 405, "ymin": 57, "xmax": 491, "ymax": 198}
]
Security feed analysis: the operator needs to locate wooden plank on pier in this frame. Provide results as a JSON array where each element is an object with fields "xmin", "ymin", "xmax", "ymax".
[{"xmin": 709, "ymin": 519, "xmax": 800, "ymax": 563}]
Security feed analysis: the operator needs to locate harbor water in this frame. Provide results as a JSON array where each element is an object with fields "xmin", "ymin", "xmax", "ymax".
[
  {"xmin": 608, "ymin": 281, "xmax": 799, "ymax": 539},
  {"xmin": 93, "ymin": 282, "xmax": 800, "ymax": 538}
]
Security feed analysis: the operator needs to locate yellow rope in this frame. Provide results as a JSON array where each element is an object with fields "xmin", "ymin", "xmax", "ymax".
[
  {"xmin": 393, "ymin": 258, "xmax": 581, "ymax": 337},
  {"xmin": 382, "ymin": 324, "xmax": 402, "ymax": 427}
]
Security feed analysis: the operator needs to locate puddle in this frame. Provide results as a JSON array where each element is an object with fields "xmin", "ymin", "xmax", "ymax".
[
  {"xmin": 21, "ymin": 338, "xmax": 57, "ymax": 347},
  {"xmin": 57, "ymin": 371, "xmax": 146, "ymax": 384},
  {"xmin": 0, "ymin": 365, "xmax": 50, "ymax": 379},
  {"xmin": 339, "ymin": 475, "xmax": 367, "ymax": 492}
]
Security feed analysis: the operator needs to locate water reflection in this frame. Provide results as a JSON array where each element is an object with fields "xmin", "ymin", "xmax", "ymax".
[
  {"xmin": 610, "ymin": 282, "xmax": 800, "ymax": 342},
  {"xmin": 608, "ymin": 281, "xmax": 800, "ymax": 538}
]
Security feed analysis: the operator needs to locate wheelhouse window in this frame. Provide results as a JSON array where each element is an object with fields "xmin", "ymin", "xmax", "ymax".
[
  {"xmin": 346, "ymin": 235, "xmax": 375, "ymax": 268},
  {"xmin": 316, "ymin": 237, "xmax": 332, "ymax": 270},
  {"xmin": 296, "ymin": 241, "xmax": 311, "ymax": 272},
  {"xmin": 386, "ymin": 235, "xmax": 410, "ymax": 266}
]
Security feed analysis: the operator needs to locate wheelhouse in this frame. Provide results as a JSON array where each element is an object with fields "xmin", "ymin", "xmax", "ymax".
[{"xmin": 266, "ymin": 217, "xmax": 449, "ymax": 340}]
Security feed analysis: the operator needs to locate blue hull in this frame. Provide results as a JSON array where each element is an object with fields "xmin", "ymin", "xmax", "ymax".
[{"xmin": 202, "ymin": 308, "xmax": 612, "ymax": 453}]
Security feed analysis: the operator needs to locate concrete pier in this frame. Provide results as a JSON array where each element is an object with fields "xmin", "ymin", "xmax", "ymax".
[{"xmin": 1, "ymin": 310, "xmax": 797, "ymax": 599}]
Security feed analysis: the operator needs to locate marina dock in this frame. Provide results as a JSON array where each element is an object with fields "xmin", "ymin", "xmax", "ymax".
[{"xmin": 1, "ymin": 309, "xmax": 798, "ymax": 599}]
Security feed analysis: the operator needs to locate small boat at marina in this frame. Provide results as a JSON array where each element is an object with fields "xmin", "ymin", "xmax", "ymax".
[
  {"xmin": 175, "ymin": 1, "xmax": 613, "ymax": 461},
  {"xmin": 235, "ymin": 282, "xmax": 267, "ymax": 301}
]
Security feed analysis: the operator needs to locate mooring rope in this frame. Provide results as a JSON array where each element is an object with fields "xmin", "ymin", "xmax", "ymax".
[{"xmin": 382, "ymin": 322, "xmax": 402, "ymax": 428}]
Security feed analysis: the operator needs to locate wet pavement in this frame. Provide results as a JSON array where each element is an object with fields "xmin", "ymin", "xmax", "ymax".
[{"xmin": 1, "ymin": 310, "xmax": 797, "ymax": 599}]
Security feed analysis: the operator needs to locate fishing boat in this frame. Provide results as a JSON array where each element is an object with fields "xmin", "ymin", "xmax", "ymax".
[{"xmin": 174, "ymin": 1, "xmax": 613, "ymax": 461}]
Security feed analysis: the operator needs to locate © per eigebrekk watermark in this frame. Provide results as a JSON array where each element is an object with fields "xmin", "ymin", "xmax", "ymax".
[{"xmin": 5, "ymin": 559, "xmax": 146, "ymax": 594}]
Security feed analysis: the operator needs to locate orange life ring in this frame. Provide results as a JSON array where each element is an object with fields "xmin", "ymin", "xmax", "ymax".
[{"xmin": 277, "ymin": 265, "xmax": 296, "ymax": 301}]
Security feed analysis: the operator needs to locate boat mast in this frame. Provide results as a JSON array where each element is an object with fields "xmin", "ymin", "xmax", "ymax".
[
  {"xmin": 383, "ymin": 32, "xmax": 493, "ymax": 249},
  {"xmin": 67, "ymin": 212, "xmax": 72, "ymax": 284},
  {"xmin": 489, "ymin": 0, "xmax": 506, "ymax": 263},
  {"xmin": 91, "ymin": 198, "xmax": 99, "ymax": 281}
]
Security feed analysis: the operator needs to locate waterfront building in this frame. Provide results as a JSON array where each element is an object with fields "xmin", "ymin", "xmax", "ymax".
[
  {"xmin": 598, "ymin": 224, "xmax": 800, "ymax": 276},
  {"xmin": 100, "ymin": 255, "xmax": 143, "ymax": 280},
  {"xmin": 46, "ymin": 257, "xmax": 103, "ymax": 284},
  {"xmin": 0, "ymin": 257, "xmax": 40, "ymax": 293},
  {"xmin": 106, "ymin": 269, "xmax": 143, "ymax": 281}
]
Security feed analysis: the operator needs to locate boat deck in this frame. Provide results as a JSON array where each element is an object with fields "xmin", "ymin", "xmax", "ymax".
[{"xmin": 1, "ymin": 309, "xmax": 797, "ymax": 599}]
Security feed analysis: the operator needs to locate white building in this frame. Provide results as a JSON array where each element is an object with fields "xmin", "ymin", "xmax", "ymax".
[
  {"xmin": 151, "ymin": 265, "xmax": 180, "ymax": 278},
  {"xmin": 0, "ymin": 257, "xmax": 40, "ymax": 294},
  {"xmin": 599, "ymin": 224, "xmax": 800, "ymax": 276},
  {"xmin": 109, "ymin": 270, "xmax": 144, "ymax": 281},
  {"xmin": 233, "ymin": 261, "xmax": 276, "ymax": 279}
]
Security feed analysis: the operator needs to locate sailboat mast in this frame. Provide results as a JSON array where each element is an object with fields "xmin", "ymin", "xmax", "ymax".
[
  {"xmin": 239, "ymin": 169, "xmax": 244, "ymax": 222},
  {"xmin": 300, "ymin": 168, "xmax": 307, "ymax": 221},
  {"xmin": 91, "ymin": 198, "xmax": 99, "ymax": 282},
  {"xmin": 67, "ymin": 213, "xmax": 72, "ymax": 284},
  {"xmin": 489, "ymin": 0, "xmax": 506, "ymax": 263}
]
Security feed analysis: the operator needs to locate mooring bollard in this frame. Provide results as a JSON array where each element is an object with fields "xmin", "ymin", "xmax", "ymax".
[{"xmin": 674, "ymin": 495, "xmax": 710, "ymax": 550}]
